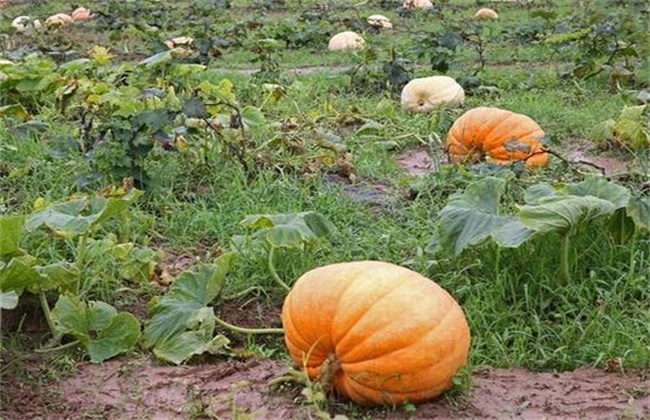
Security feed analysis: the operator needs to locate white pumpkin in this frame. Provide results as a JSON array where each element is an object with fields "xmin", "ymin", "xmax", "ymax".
[
  {"xmin": 164, "ymin": 36, "xmax": 194, "ymax": 49},
  {"xmin": 475, "ymin": 8, "xmax": 499, "ymax": 19},
  {"xmin": 11, "ymin": 16, "xmax": 31, "ymax": 32},
  {"xmin": 402, "ymin": 0, "xmax": 433, "ymax": 10},
  {"xmin": 72, "ymin": 7, "xmax": 93, "ymax": 21},
  {"xmin": 400, "ymin": 76, "xmax": 465, "ymax": 112},
  {"xmin": 46, "ymin": 13, "xmax": 74, "ymax": 26},
  {"xmin": 328, "ymin": 31, "xmax": 365, "ymax": 51},
  {"xmin": 367, "ymin": 14, "xmax": 392, "ymax": 29}
]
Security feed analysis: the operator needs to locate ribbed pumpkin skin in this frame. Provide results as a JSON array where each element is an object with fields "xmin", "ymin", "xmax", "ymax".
[
  {"xmin": 281, "ymin": 261, "xmax": 471, "ymax": 406},
  {"xmin": 401, "ymin": 76, "xmax": 465, "ymax": 112},
  {"xmin": 446, "ymin": 107, "xmax": 549, "ymax": 168}
]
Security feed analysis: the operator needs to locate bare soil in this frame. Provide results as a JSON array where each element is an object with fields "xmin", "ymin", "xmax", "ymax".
[{"xmin": 1, "ymin": 355, "xmax": 648, "ymax": 420}]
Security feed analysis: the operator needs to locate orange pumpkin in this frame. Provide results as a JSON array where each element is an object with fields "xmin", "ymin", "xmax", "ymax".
[
  {"xmin": 281, "ymin": 261, "xmax": 471, "ymax": 406},
  {"xmin": 446, "ymin": 107, "xmax": 549, "ymax": 168}
]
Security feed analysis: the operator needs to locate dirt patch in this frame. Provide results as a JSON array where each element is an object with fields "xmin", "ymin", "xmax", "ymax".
[
  {"xmin": 2, "ymin": 356, "xmax": 648, "ymax": 419},
  {"xmin": 396, "ymin": 148, "xmax": 437, "ymax": 177},
  {"xmin": 561, "ymin": 139, "xmax": 634, "ymax": 175}
]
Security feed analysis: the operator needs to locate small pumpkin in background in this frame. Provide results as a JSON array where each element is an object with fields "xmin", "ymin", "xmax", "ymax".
[
  {"xmin": 72, "ymin": 7, "xmax": 93, "ymax": 21},
  {"xmin": 401, "ymin": 76, "xmax": 465, "ymax": 112},
  {"xmin": 402, "ymin": 0, "xmax": 434, "ymax": 10},
  {"xmin": 328, "ymin": 31, "xmax": 365, "ymax": 51},
  {"xmin": 164, "ymin": 36, "xmax": 194, "ymax": 49},
  {"xmin": 45, "ymin": 13, "xmax": 74, "ymax": 26},
  {"xmin": 281, "ymin": 261, "xmax": 471, "ymax": 406},
  {"xmin": 474, "ymin": 8, "xmax": 499, "ymax": 20},
  {"xmin": 367, "ymin": 14, "xmax": 392, "ymax": 29},
  {"xmin": 446, "ymin": 106, "xmax": 549, "ymax": 168}
]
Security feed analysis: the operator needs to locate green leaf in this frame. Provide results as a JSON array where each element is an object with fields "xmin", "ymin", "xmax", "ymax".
[
  {"xmin": 590, "ymin": 119, "xmax": 615, "ymax": 143},
  {"xmin": 25, "ymin": 190, "xmax": 142, "ymax": 237},
  {"xmin": 144, "ymin": 253, "xmax": 235, "ymax": 364},
  {"xmin": 519, "ymin": 196, "xmax": 617, "ymax": 235},
  {"xmin": 87, "ymin": 313, "xmax": 141, "ymax": 363},
  {"xmin": 139, "ymin": 50, "xmax": 173, "ymax": 67},
  {"xmin": 241, "ymin": 106, "xmax": 266, "ymax": 129},
  {"xmin": 152, "ymin": 307, "xmax": 230, "ymax": 365},
  {"xmin": 51, "ymin": 294, "xmax": 93, "ymax": 342},
  {"xmin": 0, "ymin": 215, "xmax": 25, "ymax": 261},
  {"xmin": 0, "ymin": 256, "xmax": 45, "ymax": 295},
  {"xmin": 627, "ymin": 197, "xmax": 650, "ymax": 231},
  {"xmin": 523, "ymin": 183, "xmax": 560, "ymax": 205},
  {"xmin": 0, "ymin": 290, "xmax": 19, "ymax": 310},
  {"xmin": 433, "ymin": 177, "xmax": 516, "ymax": 254},
  {"xmin": 153, "ymin": 330, "xmax": 230, "ymax": 365},
  {"xmin": 563, "ymin": 177, "xmax": 630, "ymax": 209},
  {"xmin": 51, "ymin": 294, "xmax": 141, "ymax": 362},
  {"xmin": 240, "ymin": 212, "xmax": 336, "ymax": 249},
  {"xmin": 492, "ymin": 220, "xmax": 537, "ymax": 248}
]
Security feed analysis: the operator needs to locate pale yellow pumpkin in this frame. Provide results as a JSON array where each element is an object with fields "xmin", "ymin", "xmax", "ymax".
[
  {"xmin": 46, "ymin": 13, "xmax": 74, "ymax": 26},
  {"xmin": 475, "ymin": 8, "xmax": 499, "ymax": 19},
  {"xmin": 328, "ymin": 31, "xmax": 365, "ymax": 51},
  {"xmin": 367, "ymin": 15, "xmax": 392, "ymax": 29},
  {"xmin": 401, "ymin": 76, "xmax": 465, "ymax": 112},
  {"xmin": 402, "ymin": 0, "xmax": 434, "ymax": 10},
  {"xmin": 72, "ymin": 7, "xmax": 93, "ymax": 21}
]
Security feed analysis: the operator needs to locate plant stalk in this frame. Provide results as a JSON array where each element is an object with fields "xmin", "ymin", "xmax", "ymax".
[
  {"xmin": 75, "ymin": 233, "xmax": 89, "ymax": 294},
  {"xmin": 39, "ymin": 291, "xmax": 57, "ymax": 336},
  {"xmin": 268, "ymin": 246, "xmax": 291, "ymax": 291},
  {"xmin": 35, "ymin": 339, "xmax": 80, "ymax": 354},
  {"xmin": 213, "ymin": 315, "xmax": 284, "ymax": 335},
  {"xmin": 560, "ymin": 234, "xmax": 571, "ymax": 284}
]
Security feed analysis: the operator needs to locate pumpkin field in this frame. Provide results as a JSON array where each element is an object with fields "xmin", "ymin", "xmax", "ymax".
[{"xmin": 1, "ymin": 0, "xmax": 649, "ymax": 418}]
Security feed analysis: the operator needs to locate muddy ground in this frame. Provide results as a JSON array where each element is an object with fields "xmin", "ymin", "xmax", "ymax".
[{"xmin": 1, "ymin": 354, "xmax": 649, "ymax": 420}]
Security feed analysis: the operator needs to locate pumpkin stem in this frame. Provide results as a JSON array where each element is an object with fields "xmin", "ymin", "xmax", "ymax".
[{"xmin": 317, "ymin": 353, "xmax": 342, "ymax": 392}]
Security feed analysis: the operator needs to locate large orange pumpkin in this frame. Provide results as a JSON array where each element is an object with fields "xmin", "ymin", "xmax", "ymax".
[
  {"xmin": 281, "ymin": 261, "xmax": 471, "ymax": 406},
  {"xmin": 446, "ymin": 107, "xmax": 549, "ymax": 168}
]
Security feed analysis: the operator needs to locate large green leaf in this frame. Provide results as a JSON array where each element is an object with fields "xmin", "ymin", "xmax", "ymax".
[
  {"xmin": 51, "ymin": 294, "xmax": 141, "ymax": 363},
  {"xmin": 0, "ymin": 256, "xmax": 42, "ymax": 294},
  {"xmin": 627, "ymin": 197, "xmax": 650, "ymax": 231},
  {"xmin": 152, "ymin": 307, "xmax": 229, "ymax": 365},
  {"xmin": 25, "ymin": 190, "xmax": 142, "ymax": 237},
  {"xmin": 144, "ymin": 253, "xmax": 235, "ymax": 364},
  {"xmin": 563, "ymin": 177, "xmax": 630, "ymax": 208},
  {"xmin": 87, "ymin": 313, "xmax": 141, "ymax": 363},
  {"xmin": 0, "ymin": 215, "xmax": 25, "ymax": 261},
  {"xmin": 433, "ymin": 177, "xmax": 516, "ymax": 254},
  {"xmin": 519, "ymin": 196, "xmax": 617, "ymax": 235},
  {"xmin": 240, "ymin": 212, "xmax": 336, "ymax": 249}
]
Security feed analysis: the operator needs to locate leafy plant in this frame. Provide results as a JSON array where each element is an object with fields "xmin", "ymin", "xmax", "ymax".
[
  {"xmin": 234, "ymin": 211, "xmax": 337, "ymax": 291},
  {"xmin": 428, "ymin": 176, "xmax": 650, "ymax": 283},
  {"xmin": 143, "ymin": 253, "xmax": 236, "ymax": 364},
  {"xmin": 51, "ymin": 294, "xmax": 141, "ymax": 362},
  {"xmin": 591, "ymin": 105, "xmax": 650, "ymax": 150},
  {"xmin": 0, "ymin": 188, "xmax": 143, "ymax": 360}
]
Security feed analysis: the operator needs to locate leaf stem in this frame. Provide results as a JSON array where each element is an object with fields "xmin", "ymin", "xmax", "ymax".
[
  {"xmin": 222, "ymin": 286, "xmax": 268, "ymax": 301},
  {"xmin": 35, "ymin": 339, "xmax": 80, "ymax": 354},
  {"xmin": 75, "ymin": 233, "xmax": 89, "ymax": 294},
  {"xmin": 268, "ymin": 246, "xmax": 291, "ymax": 291},
  {"xmin": 560, "ymin": 234, "xmax": 571, "ymax": 284},
  {"xmin": 39, "ymin": 291, "xmax": 57, "ymax": 336},
  {"xmin": 213, "ymin": 315, "xmax": 284, "ymax": 335}
]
